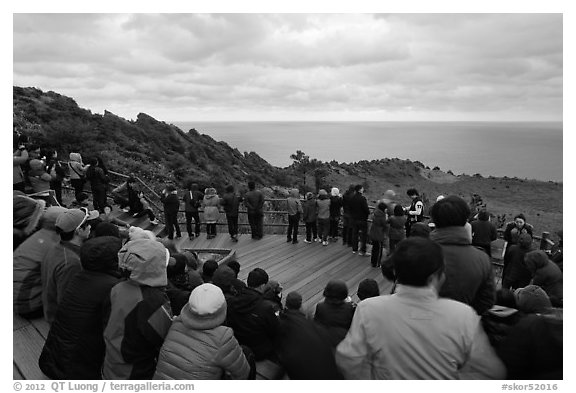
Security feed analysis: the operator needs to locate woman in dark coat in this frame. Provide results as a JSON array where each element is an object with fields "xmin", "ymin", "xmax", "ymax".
[
  {"xmin": 39, "ymin": 236, "xmax": 122, "ymax": 380},
  {"xmin": 368, "ymin": 202, "xmax": 389, "ymax": 267},
  {"xmin": 85, "ymin": 157, "xmax": 110, "ymax": 213}
]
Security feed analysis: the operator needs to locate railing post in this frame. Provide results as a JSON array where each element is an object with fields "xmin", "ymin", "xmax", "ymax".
[{"xmin": 539, "ymin": 231, "xmax": 551, "ymax": 251}]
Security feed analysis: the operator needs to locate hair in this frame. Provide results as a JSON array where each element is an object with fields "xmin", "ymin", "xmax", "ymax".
[
  {"xmin": 103, "ymin": 204, "xmax": 113, "ymax": 212},
  {"xmin": 357, "ymin": 278, "xmax": 380, "ymax": 300},
  {"xmin": 393, "ymin": 204, "xmax": 405, "ymax": 217},
  {"xmin": 430, "ymin": 195, "xmax": 470, "ymax": 228},
  {"xmin": 377, "ymin": 202, "xmax": 388, "ymax": 213},
  {"xmin": 189, "ymin": 182, "xmax": 199, "ymax": 191},
  {"xmin": 182, "ymin": 250, "xmax": 199, "ymax": 270},
  {"xmin": 478, "ymin": 210, "xmax": 490, "ymax": 221},
  {"xmin": 226, "ymin": 260, "xmax": 241, "ymax": 276},
  {"xmin": 248, "ymin": 181, "xmax": 256, "ymax": 190},
  {"xmin": 354, "ymin": 184, "xmax": 363, "ymax": 192},
  {"xmin": 391, "ymin": 237, "xmax": 444, "ymax": 287},
  {"xmin": 514, "ymin": 213, "xmax": 527, "ymax": 222},
  {"xmin": 202, "ymin": 259, "xmax": 219, "ymax": 279},
  {"xmin": 167, "ymin": 253, "xmax": 187, "ymax": 278},
  {"xmin": 225, "ymin": 185, "xmax": 234, "ymax": 193},
  {"xmin": 406, "ymin": 188, "xmax": 419, "ymax": 197},
  {"xmin": 247, "ymin": 267, "xmax": 269, "ymax": 288}
]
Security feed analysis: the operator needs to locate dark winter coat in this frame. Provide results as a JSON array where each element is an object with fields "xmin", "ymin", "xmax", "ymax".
[
  {"xmin": 523, "ymin": 251, "xmax": 563, "ymax": 307},
  {"xmin": 329, "ymin": 195, "xmax": 343, "ymax": 218},
  {"xmin": 220, "ymin": 192, "xmax": 242, "ymax": 217},
  {"xmin": 388, "ymin": 215, "xmax": 407, "ymax": 241},
  {"xmin": 502, "ymin": 244, "xmax": 533, "ymax": 290},
  {"xmin": 313, "ymin": 300, "xmax": 356, "ymax": 347},
  {"xmin": 302, "ymin": 198, "xmax": 318, "ymax": 223},
  {"xmin": 39, "ymin": 237, "xmax": 122, "ymax": 380},
  {"xmin": 369, "ymin": 208, "xmax": 388, "ymax": 242},
  {"xmin": 86, "ymin": 165, "xmax": 109, "ymax": 190},
  {"xmin": 276, "ymin": 309, "xmax": 343, "ymax": 380},
  {"xmin": 471, "ymin": 219, "xmax": 498, "ymax": 247},
  {"xmin": 504, "ymin": 222, "xmax": 534, "ymax": 245},
  {"xmin": 430, "ymin": 226, "xmax": 496, "ymax": 315},
  {"xmin": 183, "ymin": 190, "xmax": 204, "ymax": 212},
  {"xmin": 348, "ymin": 193, "xmax": 370, "ymax": 221},
  {"xmin": 225, "ymin": 287, "xmax": 279, "ymax": 360},
  {"xmin": 161, "ymin": 193, "xmax": 181, "ymax": 215},
  {"xmin": 244, "ymin": 189, "xmax": 265, "ymax": 214}
]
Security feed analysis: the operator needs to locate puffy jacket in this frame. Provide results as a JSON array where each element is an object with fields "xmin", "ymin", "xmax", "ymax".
[
  {"xmin": 523, "ymin": 250, "xmax": 563, "ymax": 307},
  {"xmin": 430, "ymin": 226, "xmax": 496, "ymax": 315},
  {"xmin": 369, "ymin": 208, "xmax": 388, "ymax": 242},
  {"xmin": 225, "ymin": 287, "xmax": 279, "ymax": 360},
  {"xmin": 202, "ymin": 191, "xmax": 220, "ymax": 223},
  {"xmin": 68, "ymin": 153, "xmax": 87, "ymax": 180},
  {"xmin": 502, "ymin": 244, "xmax": 533, "ymax": 290},
  {"xmin": 388, "ymin": 215, "xmax": 406, "ymax": 241},
  {"xmin": 154, "ymin": 307, "xmax": 250, "ymax": 380},
  {"xmin": 317, "ymin": 198, "xmax": 331, "ymax": 220},
  {"xmin": 13, "ymin": 206, "xmax": 67, "ymax": 315},
  {"xmin": 38, "ymin": 236, "xmax": 122, "ymax": 379},
  {"xmin": 302, "ymin": 198, "xmax": 318, "ymax": 223},
  {"xmin": 28, "ymin": 159, "xmax": 52, "ymax": 193}
]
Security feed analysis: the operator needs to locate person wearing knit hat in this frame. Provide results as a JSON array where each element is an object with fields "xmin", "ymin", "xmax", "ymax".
[
  {"xmin": 329, "ymin": 187, "xmax": 343, "ymax": 242},
  {"xmin": 523, "ymin": 250, "xmax": 563, "ymax": 307},
  {"xmin": 39, "ymin": 236, "xmax": 123, "ymax": 379},
  {"xmin": 102, "ymin": 238, "xmax": 173, "ymax": 379},
  {"xmin": 514, "ymin": 285, "xmax": 553, "ymax": 314},
  {"xmin": 41, "ymin": 208, "xmax": 96, "ymax": 323},
  {"xmin": 154, "ymin": 284, "xmax": 253, "ymax": 380},
  {"xmin": 312, "ymin": 280, "xmax": 355, "ymax": 347},
  {"xmin": 13, "ymin": 206, "xmax": 66, "ymax": 317},
  {"xmin": 13, "ymin": 194, "xmax": 46, "ymax": 250}
]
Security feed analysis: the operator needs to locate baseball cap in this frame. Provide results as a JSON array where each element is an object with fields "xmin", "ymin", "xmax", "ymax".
[{"xmin": 56, "ymin": 207, "xmax": 99, "ymax": 233}]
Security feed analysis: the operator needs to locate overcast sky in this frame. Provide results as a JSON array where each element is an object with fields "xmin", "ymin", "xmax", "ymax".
[{"xmin": 13, "ymin": 13, "xmax": 563, "ymax": 122}]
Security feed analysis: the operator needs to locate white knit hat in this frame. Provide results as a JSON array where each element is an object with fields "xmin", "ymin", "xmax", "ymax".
[{"xmin": 182, "ymin": 283, "xmax": 227, "ymax": 330}]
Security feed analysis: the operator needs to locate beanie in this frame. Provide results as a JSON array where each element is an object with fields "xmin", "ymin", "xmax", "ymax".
[
  {"xmin": 13, "ymin": 195, "xmax": 45, "ymax": 235},
  {"xmin": 182, "ymin": 283, "xmax": 227, "ymax": 330},
  {"xmin": 285, "ymin": 291, "xmax": 303, "ymax": 310},
  {"xmin": 514, "ymin": 285, "xmax": 552, "ymax": 314},
  {"xmin": 323, "ymin": 280, "xmax": 348, "ymax": 301}
]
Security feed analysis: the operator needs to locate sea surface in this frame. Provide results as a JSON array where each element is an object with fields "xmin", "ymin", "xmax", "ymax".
[{"xmin": 173, "ymin": 121, "xmax": 563, "ymax": 182}]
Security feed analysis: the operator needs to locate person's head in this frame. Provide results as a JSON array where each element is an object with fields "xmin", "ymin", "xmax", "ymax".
[
  {"xmin": 165, "ymin": 184, "xmax": 176, "ymax": 193},
  {"xmin": 212, "ymin": 265, "xmax": 236, "ymax": 294},
  {"xmin": 406, "ymin": 188, "xmax": 419, "ymax": 199},
  {"xmin": 377, "ymin": 202, "xmax": 388, "ymax": 213},
  {"xmin": 103, "ymin": 204, "xmax": 113, "ymax": 215},
  {"xmin": 88, "ymin": 157, "xmax": 98, "ymax": 166},
  {"xmin": 202, "ymin": 259, "xmax": 219, "ymax": 281},
  {"xmin": 263, "ymin": 280, "xmax": 283, "ymax": 301},
  {"xmin": 225, "ymin": 184, "xmax": 234, "ymax": 193},
  {"xmin": 93, "ymin": 222, "xmax": 120, "ymax": 238},
  {"xmin": 331, "ymin": 187, "xmax": 340, "ymax": 197},
  {"xmin": 430, "ymin": 195, "xmax": 470, "ymax": 228},
  {"xmin": 56, "ymin": 207, "xmax": 99, "ymax": 242},
  {"xmin": 290, "ymin": 188, "xmax": 300, "ymax": 198},
  {"xmin": 13, "ymin": 195, "xmax": 46, "ymax": 237},
  {"xmin": 28, "ymin": 144, "xmax": 41, "ymax": 158},
  {"xmin": 247, "ymin": 267, "xmax": 269, "ymax": 290},
  {"xmin": 118, "ymin": 238, "xmax": 170, "ymax": 287},
  {"xmin": 80, "ymin": 236, "xmax": 122, "ymax": 273},
  {"xmin": 225, "ymin": 260, "xmax": 241, "ymax": 277},
  {"xmin": 285, "ymin": 291, "xmax": 303, "ymax": 311},
  {"xmin": 181, "ymin": 283, "xmax": 227, "ymax": 330},
  {"xmin": 306, "ymin": 192, "xmax": 314, "ymax": 200},
  {"xmin": 357, "ymin": 278, "xmax": 380, "ymax": 301},
  {"xmin": 390, "ymin": 237, "xmax": 445, "ymax": 289},
  {"xmin": 393, "ymin": 204, "xmax": 405, "ymax": 217},
  {"xmin": 518, "ymin": 232, "xmax": 533, "ymax": 250},
  {"xmin": 323, "ymin": 280, "xmax": 349, "ymax": 304},
  {"xmin": 514, "ymin": 214, "xmax": 527, "ymax": 228},
  {"xmin": 182, "ymin": 250, "xmax": 199, "ymax": 271},
  {"xmin": 318, "ymin": 189, "xmax": 328, "ymax": 199},
  {"xmin": 410, "ymin": 222, "xmax": 431, "ymax": 238},
  {"xmin": 248, "ymin": 181, "xmax": 256, "ymax": 191},
  {"xmin": 167, "ymin": 253, "xmax": 188, "ymax": 279},
  {"xmin": 354, "ymin": 184, "xmax": 364, "ymax": 194},
  {"xmin": 514, "ymin": 285, "xmax": 553, "ymax": 314},
  {"xmin": 478, "ymin": 210, "xmax": 490, "ymax": 221}
]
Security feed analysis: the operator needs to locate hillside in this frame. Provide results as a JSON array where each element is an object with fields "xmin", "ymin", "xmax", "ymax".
[{"xmin": 13, "ymin": 86, "xmax": 562, "ymax": 239}]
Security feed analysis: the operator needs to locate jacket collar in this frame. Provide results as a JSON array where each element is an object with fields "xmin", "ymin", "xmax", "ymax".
[
  {"xmin": 395, "ymin": 284, "xmax": 438, "ymax": 301},
  {"xmin": 429, "ymin": 226, "xmax": 471, "ymax": 245}
]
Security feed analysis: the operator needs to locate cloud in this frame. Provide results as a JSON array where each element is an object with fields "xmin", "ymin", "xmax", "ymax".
[{"xmin": 13, "ymin": 13, "xmax": 562, "ymax": 121}]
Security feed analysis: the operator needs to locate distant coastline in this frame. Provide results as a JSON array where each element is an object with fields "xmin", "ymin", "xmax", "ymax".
[{"xmin": 174, "ymin": 121, "xmax": 563, "ymax": 182}]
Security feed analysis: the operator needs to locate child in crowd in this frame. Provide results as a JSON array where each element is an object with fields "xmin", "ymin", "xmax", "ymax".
[
  {"xmin": 302, "ymin": 192, "xmax": 318, "ymax": 243},
  {"xmin": 286, "ymin": 188, "xmax": 303, "ymax": 244},
  {"xmin": 316, "ymin": 189, "xmax": 331, "ymax": 246},
  {"xmin": 388, "ymin": 204, "xmax": 406, "ymax": 253}
]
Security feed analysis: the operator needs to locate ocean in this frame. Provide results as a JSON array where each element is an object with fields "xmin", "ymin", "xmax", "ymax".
[{"xmin": 172, "ymin": 121, "xmax": 563, "ymax": 182}]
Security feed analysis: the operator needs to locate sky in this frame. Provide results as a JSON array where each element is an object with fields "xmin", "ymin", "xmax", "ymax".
[{"xmin": 12, "ymin": 11, "xmax": 564, "ymax": 122}]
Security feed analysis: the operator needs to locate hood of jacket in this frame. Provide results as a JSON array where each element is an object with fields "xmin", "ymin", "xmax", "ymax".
[
  {"xmin": 523, "ymin": 250, "xmax": 549, "ymax": 273},
  {"xmin": 69, "ymin": 152, "xmax": 82, "ymax": 163},
  {"xmin": 28, "ymin": 159, "xmax": 46, "ymax": 176},
  {"xmin": 373, "ymin": 208, "xmax": 386, "ymax": 219},
  {"xmin": 80, "ymin": 236, "xmax": 122, "ymax": 274},
  {"xmin": 118, "ymin": 238, "xmax": 169, "ymax": 287},
  {"xmin": 429, "ymin": 226, "xmax": 471, "ymax": 245}
]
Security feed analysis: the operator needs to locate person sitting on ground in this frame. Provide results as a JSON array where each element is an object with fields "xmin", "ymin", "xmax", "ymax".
[
  {"xmin": 182, "ymin": 251, "xmax": 204, "ymax": 289},
  {"xmin": 132, "ymin": 191, "xmax": 159, "ymax": 225},
  {"xmin": 429, "ymin": 196, "xmax": 496, "ymax": 315},
  {"xmin": 262, "ymin": 280, "xmax": 283, "ymax": 314},
  {"xmin": 225, "ymin": 267, "xmax": 279, "ymax": 361},
  {"xmin": 387, "ymin": 204, "xmax": 406, "ymax": 253},
  {"xmin": 311, "ymin": 280, "xmax": 356, "ymax": 347},
  {"xmin": 523, "ymin": 250, "xmax": 563, "ymax": 308},
  {"xmin": 92, "ymin": 222, "xmax": 121, "ymax": 239},
  {"xmin": 275, "ymin": 291, "xmax": 344, "ymax": 380},
  {"xmin": 225, "ymin": 260, "xmax": 247, "ymax": 293},
  {"xmin": 503, "ymin": 213, "xmax": 534, "ymax": 246},
  {"xmin": 501, "ymin": 232, "xmax": 534, "ymax": 290},
  {"xmin": 471, "ymin": 210, "xmax": 498, "ymax": 257},
  {"xmin": 102, "ymin": 238, "xmax": 173, "ymax": 380},
  {"xmin": 201, "ymin": 259, "xmax": 219, "ymax": 284},
  {"xmin": 213, "ymin": 265, "xmax": 240, "ymax": 300},
  {"xmin": 39, "ymin": 236, "xmax": 123, "ymax": 380},
  {"xmin": 368, "ymin": 202, "xmax": 389, "ymax": 268},
  {"xmin": 154, "ymin": 283, "xmax": 254, "ymax": 380},
  {"xmin": 335, "ymin": 237, "xmax": 506, "ymax": 380},
  {"xmin": 13, "ymin": 194, "xmax": 46, "ymax": 250},
  {"xmin": 41, "ymin": 208, "xmax": 99, "ymax": 323},
  {"xmin": 166, "ymin": 253, "xmax": 194, "ymax": 316},
  {"xmin": 497, "ymin": 285, "xmax": 563, "ymax": 380},
  {"xmin": 409, "ymin": 222, "xmax": 431, "ymax": 238},
  {"xmin": 357, "ymin": 278, "xmax": 380, "ymax": 301},
  {"xmin": 14, "ymin": 206, "xmax": 67, "ymax": 317}
]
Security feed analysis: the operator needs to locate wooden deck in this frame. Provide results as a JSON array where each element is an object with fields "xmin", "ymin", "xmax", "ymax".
[{"xmin": 13, "ymin": 225, "xmax": 393, "ymax": 380}]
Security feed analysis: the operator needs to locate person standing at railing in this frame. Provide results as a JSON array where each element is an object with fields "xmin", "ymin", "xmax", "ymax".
[
  {"xmin": 245, "ymin": 181, "xmax": 265, "ymax": 240},
  {"xmin": 286, "ymin": 188, "xmax": 303, "ymax": 244},
  {"xmin": 317, "ymin": 189, "xmax": 331, "ymax": 246},
  {"xmin": 404, "ymin": 188, "xmax": 424, "ymax": 237},
  {"xmin": 341, "ymin": 185, "xmax": 355, "ymax": 247},
  {"xmin": 68, "ymin": 152, "xmax": 89, "ymax": 206},
  {"xmin": 183, "ymin": 182, "xmax": 204, "ymax": 240},
  {"xmin": 203, "ymin": 187, "xmax": 221, "ymax": 239},
  {"xmin": 161, "ymin": 184, "xmax": 182, "ymax": 240},
  {"xmin": 46, "ymin": 150, "xmax": 66, "ymax": 206},
  {"xmin": 503, "ymin": 213, "xmax": 534, "ymax": 246},
  {"xmin": 349, "ymin": 185, "xmax": 370, "ymax": 256},
  {"xmin": 221, "ymin": 185, "xmax": 242, "ymax": 242},
  {"xmin": 302, "ymin": 192, "xmax": 319, "ymax": 243},
  {"xmin": 329, "ymin": 187, "xmax": 343, "ymax": 242},
  {"xmin": 369, "ymin": 202, "xmax": 389, "ymax": 268},
  {"xmin": 85, "ymin": 156, "xmax": 110, "ymax": 213}
]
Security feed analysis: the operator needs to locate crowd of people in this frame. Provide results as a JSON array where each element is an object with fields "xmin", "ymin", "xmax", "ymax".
[{"xmin": 13, "ymin": 144, "xmax": 563, "ymax": 380}]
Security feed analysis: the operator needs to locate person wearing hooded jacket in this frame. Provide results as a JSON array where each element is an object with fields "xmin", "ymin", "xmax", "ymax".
[
  {"xmin": 154, "ymin": 284, "xmax": 252, "ymax": 380},
  {"xmin": 102, "ymin": 238, "xmax": 173, "ymax": 380},
  {"xmin": 68, "ymin": 153, "xmax": 89, "ymax": 205},
  {"xmin": 369, "ymin": 202, "xmax": 389, "ymax": 268},
  {"xmin": 523, "ymin": 250, "xmax": 563, "ymax": 307},
  {"xmin": 286, "ymin": 188, "xmax": 303, "ymax": 244},
  {"xmin": 28, "ymin": 157, "xmax": 52, "ymax": 193},
  {"xmin": 38, "ymin": 236, "xmax": 123, "ymax": 380},
  {"xmin": 502, "ymin": 232, "xmax": 534, "ymax": 290},
  {"xmin": 13, "ymin": 206, "xmax": 67, "ymax": 317},
  {"xmin": 202, "ymin": 187, "xmax": 220, "ymax": 239}
]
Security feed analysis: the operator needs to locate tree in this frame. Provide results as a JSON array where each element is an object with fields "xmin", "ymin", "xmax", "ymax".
[{"xmin": 290, "ymin": 150, "xmax": 311, "ymax": 185}]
